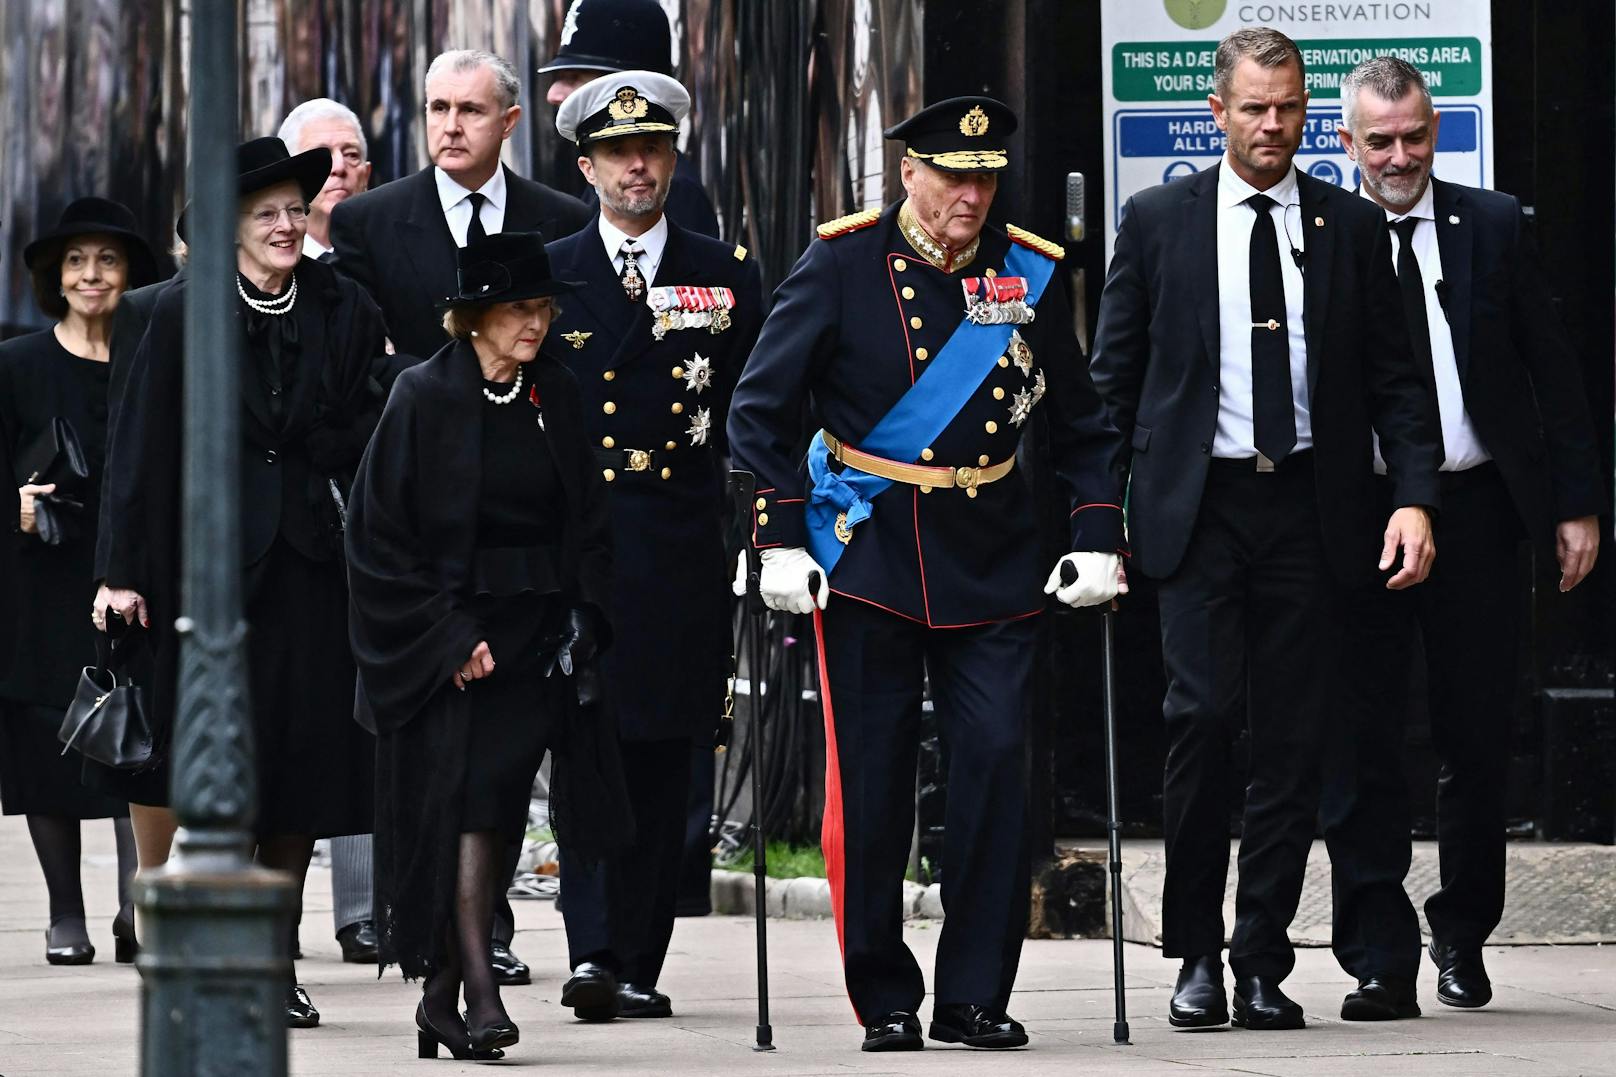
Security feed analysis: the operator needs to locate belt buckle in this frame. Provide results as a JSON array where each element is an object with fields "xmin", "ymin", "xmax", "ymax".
[
  {"xmin": 627, "ymin": 449, "xmax": 652, "ymax": 472},
  {"xmin": 954, "ymin": 465, "xmax": 981, "ymax": 498},
  {"xmin": 1255, "ymin": 452, "xmax": 1275, "ymax": 473}
]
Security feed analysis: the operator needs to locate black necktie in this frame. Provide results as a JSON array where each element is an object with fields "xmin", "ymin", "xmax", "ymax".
[
  {"xmin": 1247, "ymin": 193, "xmax": 1296, "ymax": 464},
  {"xmin": 1390, "ymin": 217, "xmax": 1437, "ymax": 389},
  {"xmin": 465, "ymin": 191, "xmax": 487, "ymax": 246}
]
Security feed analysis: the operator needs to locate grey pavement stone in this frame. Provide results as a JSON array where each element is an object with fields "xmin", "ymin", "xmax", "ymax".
[{"xmin": 2, "ymin": 817, "xmax": 1613, "ymax": 1076}]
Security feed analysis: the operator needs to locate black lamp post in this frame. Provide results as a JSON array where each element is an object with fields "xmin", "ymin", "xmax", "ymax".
[{"xmin": 136, "ymin": 4, "xmax": 296, "ymax": 1073}]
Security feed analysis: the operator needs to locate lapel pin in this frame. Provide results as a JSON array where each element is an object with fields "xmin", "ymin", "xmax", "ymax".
[
  {"xmin": 1314, "ymin": 216, "xmax": 1324, "ymax": 227},
  {"xmin": 562, "ymin": 330, "xmax": 592, "ymax": 349},
  {"xmin": 1448, "ymin": 214, "xmax": 1460, "ymax": 224}
]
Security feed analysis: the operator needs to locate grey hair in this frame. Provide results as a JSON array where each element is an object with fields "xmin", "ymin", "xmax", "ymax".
[
  {"xmin": 426, "ymin": 49, "xmax": 521, "ymax": 111},
  {"xmin": 1340, "ymin": 55, "xmax": 1433, "ymax": 133},
  {"xmin": 277, "ymin": 98, "xmax": 368, "ymax": 159},
  {"xmin": 1213, "ymin": 27, "xmax": 1305, "ymax": 101}
]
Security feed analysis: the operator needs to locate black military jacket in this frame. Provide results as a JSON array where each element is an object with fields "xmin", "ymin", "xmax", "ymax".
[
  {"xmin": 545, "ymin": 216, "xmax": 764, "ymax": 740},
  {"xmin": 727, "ymin": 201, "xmax": 1125, "ymax": 628}
]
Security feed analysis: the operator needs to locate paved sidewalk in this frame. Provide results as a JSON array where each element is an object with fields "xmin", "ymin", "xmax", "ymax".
[{"xmin": 1, "ymin": 816, "xmax": 1612, "ymax": 1076}]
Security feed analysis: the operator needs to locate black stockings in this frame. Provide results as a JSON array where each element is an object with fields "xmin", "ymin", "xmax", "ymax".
[
  {"xmin": 423, "ymin": 831, "xmax": 508, "ymax": 1033},
  {"xmin": 25, "ymin": 815, "xmax": 137, "ymax": 947},
  {"xmin": 256, "ymin": 833, "xmax": 316, "ymax": 969}
]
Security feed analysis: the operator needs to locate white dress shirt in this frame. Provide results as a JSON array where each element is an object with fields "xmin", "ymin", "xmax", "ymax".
[
  {"xmin": 1365, "ymin": 182, "xmax": 1491, "ymax": 473},
  {"xmin": 599, "ymin": 213, "xmax": 669, "ymax": 288},
  {"xmin": 301, "ymin": 233, "xmax": 333, "ymax": 260},
  {"xmin": 435, "ymin": 165, "xmax": 507, "ymax": 247},
  {"xmin": 1213, "ymin": 157, "xmax": 1312, "ymax": 458}
]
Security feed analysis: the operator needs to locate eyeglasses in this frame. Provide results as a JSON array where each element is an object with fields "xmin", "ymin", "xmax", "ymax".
[{"xmin": 246, "ymin": 204, "xmax": 309, "ymax": 228}]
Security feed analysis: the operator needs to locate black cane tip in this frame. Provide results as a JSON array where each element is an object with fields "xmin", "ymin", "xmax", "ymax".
[{"xmin": 1113, "ymin": 1021, "xmax": 1131, "ymax": 1044}]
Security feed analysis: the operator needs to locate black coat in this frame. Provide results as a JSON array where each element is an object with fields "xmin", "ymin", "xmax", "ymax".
[
  {"xmin": 0, "ymin": 330, "xmax": 111, "ymax": 706},
  {"xmin": 1089, "ymin": 165, "xmax": 1443, "ymax": 585},
  {"xmin": 329, "ymin": 165, "xmax": 593, "ymax": 363},
  {"xmin": 1423, "ymin": 177, "xmax": 1608, "ymax": 547},
  {"xmin": 727, "ymin": 202, "xmax": 1126, "ymax": 628},
  {"xmin": 345, "ymin": 340, "xmax": 620, "ymax": 976},
  {"xmin": 546, "ymin": 216, "xmax": 763, "ymax": 741}
]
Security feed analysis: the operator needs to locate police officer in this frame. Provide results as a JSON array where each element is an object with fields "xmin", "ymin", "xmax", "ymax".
[
  {"xmin": 546, "ymin": 70, "xmax": 764, "ymax": 1021},
  {"xmin": 539, "ymin": 0, "xmax": 721, "ymax": 238},
  {"xmin": 726, "ymin": 97, "xmax": 1125, "ymax": 1052}
]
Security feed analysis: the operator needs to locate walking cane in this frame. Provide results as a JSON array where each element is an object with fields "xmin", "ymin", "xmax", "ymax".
[
  {"xmin": 1061, "ymin": 561, "xmax": 1131, "ymax": 1044},
  {"xmin": 729, "ymin": 470, "xmax": 776, "ymax": 1051}
]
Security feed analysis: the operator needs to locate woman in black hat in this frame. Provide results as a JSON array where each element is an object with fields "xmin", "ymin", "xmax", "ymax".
[
  {"xmin": 0, "ymin": 196, "xmax": 157, "ymax": 966},
  {"xmin": 95, "ymin": 137, "xmax": 389, "ymax": 1026},
  {"xmin": 347, "ymin": 231, "xmax": 630, "ymax": 1060}
]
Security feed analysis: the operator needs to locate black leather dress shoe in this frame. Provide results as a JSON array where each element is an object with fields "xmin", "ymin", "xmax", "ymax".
[
  {"xmin": 1232, "ymin": 975, "xmax": 1305, "ymax": 1030},
  {"xmin": 1430, "ymin": 941, "xmax": 1492, "ymax": 1008},
  {"xmin": 862, "ymin": 1011, "xmax": 923, "ymax": 1052},
  {"xmin": 1341, "ymin": 976, "xmax": 1420, "ymax": 1021},
  {"xmin": 1169, "ymin": 954, "xmax": 1228, "ymax": 1028},
  {"xmin": 287, "ymin": 984, "xmax": 321, "ymax": 1028},
  {"xmin": 564, "ymin": 961, "xmax": 621, "ymax": 1020},
  {"xmin": 617, "ymin": 983, "xmax": 673, "ymax": 1018},
  {"xmin": 337, "ymin": 919, "xmax": 379, "ymax": 964},
  {"xmin": 490, "ymin": 940, "xmax": 530, "ymax": 986},
  {"xmin": 928, "ymin": 1004, "xmax": 1028, "ymax": 1049}
]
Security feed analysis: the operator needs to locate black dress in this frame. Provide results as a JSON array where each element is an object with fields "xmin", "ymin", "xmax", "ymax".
[
  {"xmin": 0, "ymin": 330, "xmax": 127, "ymax": 819},
  {"xmin": 95, "ymin": 261, "xmax": 387, "ymax": 830}
]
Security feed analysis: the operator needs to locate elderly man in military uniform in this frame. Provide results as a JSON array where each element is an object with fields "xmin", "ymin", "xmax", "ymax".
[
  {"xmin": 545, "ymin": 70, "xmax": 764, "ymax": 1022},
  {"xmin": 727, "ymin": 97, "xmax": 1125, "ymax": 1052}
]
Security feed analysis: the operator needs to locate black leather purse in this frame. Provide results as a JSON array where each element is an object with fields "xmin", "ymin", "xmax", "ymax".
[
  {"xmin": 16, "ymin": 417, "xmax": 90, "ymax": 545},
  {"xmin": 58, "ymin": 619, "xmax": 152, "ymax": 770}
]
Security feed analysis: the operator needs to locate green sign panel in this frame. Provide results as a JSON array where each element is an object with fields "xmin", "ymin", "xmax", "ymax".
[{"xmin": 1113, "ymin": 37, "xmax": 1484, "ymax": 101}]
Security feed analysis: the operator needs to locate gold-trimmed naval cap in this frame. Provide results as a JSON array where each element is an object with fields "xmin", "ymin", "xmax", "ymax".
[
  {"xmin": 556, "ymin": 69, "xmax": 689, "ymax": 146},
  {"xmin": 883, "ymin": 96, "xmax": 1017, "ymax": 173}
]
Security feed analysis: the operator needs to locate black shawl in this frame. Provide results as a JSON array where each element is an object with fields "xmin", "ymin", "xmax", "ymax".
[{"xmin": 346, "ymin": 339, "xmax": 628, "ymax": 979}]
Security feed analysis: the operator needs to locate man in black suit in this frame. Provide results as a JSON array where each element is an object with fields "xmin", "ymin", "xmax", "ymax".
[
  {"xmin": 543, "ymin": 69, "xmax": 763, "ymax": 1023},
  {"xmin": 1089, "ymin": 27, "xmax": 1442, "ymax": 1031},
  {"xmin": 1322, "ymin": 56, "xmax": 1605, "ymax": 1021},
  {"xmin": 330, "ymin": 48, "xmax": 591, "ymax": 364}
]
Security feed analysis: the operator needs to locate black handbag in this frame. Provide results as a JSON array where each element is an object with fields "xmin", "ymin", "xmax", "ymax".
[
  {"xmin": 58, "ymin": 618, "xmax": 153, "ymax": 770},
  {"xmin": 16, "ymin": 417, "xmax": 90, "ymax": 545}
]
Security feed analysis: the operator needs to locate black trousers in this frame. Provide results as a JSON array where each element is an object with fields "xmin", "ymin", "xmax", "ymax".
[
  {"xmin": 815, "ymin": 598, "xmax": 1035, "ymax": 1024},
  {"xmin": 1156, "ymin": 455, "xmax": 1334, "ymax": 981},
  {"xmin": 562, "ymin": 737, "xmax": 694, "ymax": 987},
  {"xmin": 1322, "ymin": 464, "xmax": 1521, "ymax": 979}
]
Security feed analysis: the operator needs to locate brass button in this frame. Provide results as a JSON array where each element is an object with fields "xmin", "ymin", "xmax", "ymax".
[
  {"xmin": 920, "ymin": 448, "xmax": 934, "ymax": 461},
  {"xmin": 993, "ymin": 387, "xmax": 1005, "ymax": 400},
  {"xmin": 602, "ymin": 436, "xmax": 615, "ymax": 449},
  {"xmin": 916, "ymin": 347, "xmax": 930, "ymax": 361},
  {"xmin": 997, "ymin": 356, "xmax": 1010, "ymax": 368},
  {"xmin": 758, "ymin": 512, "xmax": 769, "ymax": 526},
  {"xmin": 985, "ymin": 420, "xmax": 998, "ymax": 434},
  {"xmin": 910, "ymin": 316, "xmax": 923, "ymax": 330},
  {"xmin": 603, "ymin": 369, "xmax": 615, "ymax": 381},
  {"xmin": 755, "ymin": 497, "xmax": 767, "ymax": 510},
  {"xmin": 603, "ymin": 469, "xmax": 616, "ymax": 482},
  {"xmin": 671, "ymin": 402, "xmax": 684, "ymax": 415},
  {"xmin": 671, "ymin": 365, "xmax": 684, "ymax": 379},
  {"xmin": 985, "ymin": 267, "xmax": 997, "ymax": 278},
  {"xmin": 893, "ymin": 257, "xmax": 908, "ymax": 272},
  {"xmin": 978, "ymin": 454, "xmax": 990, "ymax": 466},
  {"xmin": 603, "ymin": 401, "xmax": 616, "ymax": 415},
  {"xmin": 661, "ymin": 467, "xmax": 673, "ymax": 480},
  {"xmin": 666, "ymin": 440, "xmax": 678, "ymax": 451},
  {"xmin": 902, "ymin": 286, "xmax": 915, "ymax": 300}
]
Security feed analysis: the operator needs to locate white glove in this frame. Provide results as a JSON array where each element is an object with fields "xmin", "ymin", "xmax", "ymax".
[
  {"xmin": 732, "ymin": 550, "xmax": 748, "ymax": 597},
  {"xmin": 758, "ymin": 547, "xmax": 829, "ymax": 614},
  {"xmin": 1044, "ymin": 552, "xmax": 1121, "ymax": 608}
]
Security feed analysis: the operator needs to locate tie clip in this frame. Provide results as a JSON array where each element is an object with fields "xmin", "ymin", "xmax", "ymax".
[{"xmin": 1251, "ymin": 319, "xmax": 1282, "ymax": 331}]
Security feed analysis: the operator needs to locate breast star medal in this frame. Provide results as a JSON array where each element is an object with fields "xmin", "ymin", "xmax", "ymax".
[
  {"xmin": 1009, "ymin": 387, "xmax": 1034, "ymax": 427},
  {"xmin": 562, "ymin": 330, "xmax": 592, "ymax": 350},
  {"xmin": 683, "ymin": 352, "xmax": 713, "ymax": 394},
  {"xmin": 1008, "ymin": 329, "xmax": 1033, "ymax": 376},
  {"xmin": 686, "ymin": 405, "xmax": 712, "ymax": 447}
]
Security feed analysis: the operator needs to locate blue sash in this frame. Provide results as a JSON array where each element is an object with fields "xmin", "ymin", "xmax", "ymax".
[{"xmin": 805, "ymin": 243, "xmax": 1055, "ymax": 575}]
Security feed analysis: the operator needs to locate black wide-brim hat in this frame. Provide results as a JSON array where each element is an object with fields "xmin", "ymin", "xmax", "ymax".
[
  {"xmin": 177, "ymin": 136, "xmax": 332, "ymax": 240},
  {"xmin": 23, "ymin": 196, "xmax": 158, "ymax": 287},
  {"xmin": 538, "ymin": 0, "xmax": 673, "ymax": 76},
  {"xmin": 884, "ymin": 96, "xmax": 1018, "ymax": 173},
  {"xmin": 437, "ymin": 232, "xmax": 584, "ymax": 309}
]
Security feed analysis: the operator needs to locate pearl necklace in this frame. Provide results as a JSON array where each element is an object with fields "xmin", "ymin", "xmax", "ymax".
[
  {"xmin": 483, "ymin": 368, "xmax": 523, "ymax": 405},
  {"xmin": 237, "ymin": 274, "xmax": 297, "ymax": 315}
]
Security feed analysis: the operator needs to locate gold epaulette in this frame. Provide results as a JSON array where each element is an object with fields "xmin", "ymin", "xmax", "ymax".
[
  {"xmin": 1005, "ymin": 223, "xmax": 1065, "ymax": 261},
  {"xmin": 816, "ymin": 208, "xmax": 881, "ymax": 240}
]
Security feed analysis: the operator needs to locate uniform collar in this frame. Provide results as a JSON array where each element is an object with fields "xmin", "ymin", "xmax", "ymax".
[
  {"xmin": 598, "ymin": 211, "xmax": 669, "ymax": 268},
  {"xmin": 897, "ymin": 198, "xmax": 980, "ymax": 273},
  {"xmin": 1217, "ymin": 154, "xmax": 1300, "ymax": 211},
  {"xmin": 434, "ymin": 164, "xmax": 507, "ymax": 215}
]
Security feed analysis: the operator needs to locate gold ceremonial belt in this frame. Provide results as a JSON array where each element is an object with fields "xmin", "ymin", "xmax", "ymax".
[{"xmin": 820, "ymin": 431, "xmax": 1014, "ymax": 497}]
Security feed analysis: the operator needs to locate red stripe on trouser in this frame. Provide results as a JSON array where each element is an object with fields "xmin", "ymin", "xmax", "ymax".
[{"xmin": 812, "ymin": 608, "xmax": 858, "ymax": 1020}]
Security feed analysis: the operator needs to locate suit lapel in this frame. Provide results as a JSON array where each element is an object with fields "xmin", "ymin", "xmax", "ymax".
[
  {"xmin": 394, "ymin": 169, "xmax": 456, "ymax": 282},
  {"xmin": 1298, "ymin": 174, "xmax": 1335, "ymax": 400},
  {"xmin": 1432, "ymin": 178, "xmax": 1473, "ymax": 382},
  {"xmin": 1188, "ymin": 168, "xmax": 1220, "ymax": 372}
]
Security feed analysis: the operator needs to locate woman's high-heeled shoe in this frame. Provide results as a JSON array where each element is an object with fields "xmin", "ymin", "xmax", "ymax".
[
  {"xmin": 112, "ymin": 914, "xmax": 139, "ymax": 964},
  {"xmin": 467, "ymin": 1017, "xmax": 519, "ymax": 1053},
  {"xmin": 414, "ymin": 1002, "xmax": 504, "ymax": 1061},
  {"xmin": 44, "ymin": 923, "xmax": 95, "ymax": 966}
]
